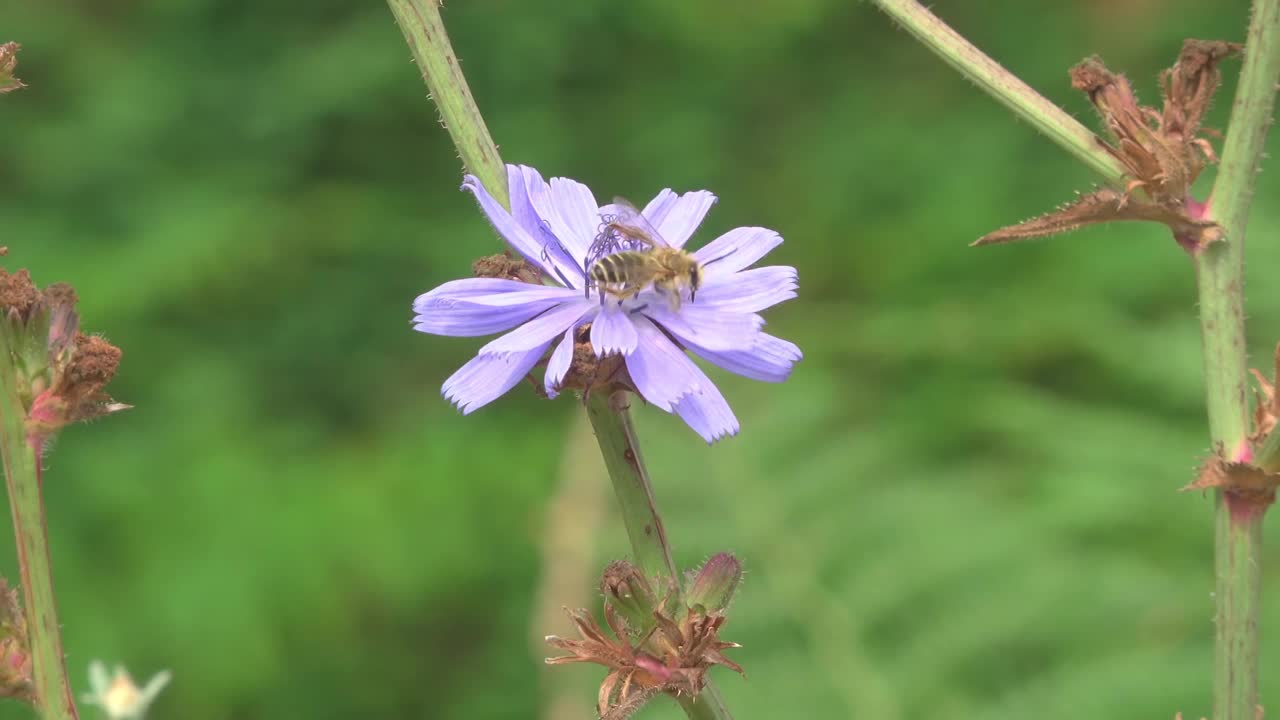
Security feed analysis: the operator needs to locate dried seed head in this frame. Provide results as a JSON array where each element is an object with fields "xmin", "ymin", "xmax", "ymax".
[
  {"xmin": 0, "ymin": 264, "xmax": 127, "ymax": 442},
  {"xmin": 0, "ymin": 43, "xmax": 24, "ymax": 94},
  {"xmin": 547, "ymin": 562, "xmax": 744, "ymax": 718},
  {"xmin": 0, "ymin": 269, "xmax": 40, "ymax": 319},
  {"xmin": 471, "ymin": 251, "xmax": 542, "ymax": 284},
  {"xmin": 0, "ymin": 580, "xmax": 31, "ymax": 702},
  {"xmin": 978, "ymin": 42, "xmax": 1238, "ymax": 253}
]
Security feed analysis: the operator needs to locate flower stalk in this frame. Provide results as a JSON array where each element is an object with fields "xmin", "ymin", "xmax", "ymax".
[
  {"xmin": 1200, "ymin": 1, "xmax": 1280, "ymax": 717},
  {"xmin": 867, "ymin": 0, "xmax": 1127, "ymax": 184},
  {"xmin": 385, "ymin": 0, "xmax": 507, "ymax": 207},
  {"xmin": 386, "ymin": 2, "xmax": 735, "ymax": 717},
  {"xmin": 0, "ymin": 336, "xmax": 77, "ymax": 720}
]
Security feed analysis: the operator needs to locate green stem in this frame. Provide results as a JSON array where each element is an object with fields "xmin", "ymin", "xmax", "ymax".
[
  {"xmin": 584, "ymin": 393, "xmax": 675, "ymax": 582},
  {"xmin": 0, "ymin": 354, "xmax": 76, "ymax": 719},
  {"xmin": 867, "ymin": 0, "xmax": 1127, "ymax": 184},
  {"xmin": 1201, "ymin": 2, "xmax": 1280, "ymax": 718},
  {"xmin": 385, "ymin": 4, "xmax": 731, "ymax": 717},
  {"xmin": 386, "ymin": 0, "xmax": 507, "ymax": 207}
]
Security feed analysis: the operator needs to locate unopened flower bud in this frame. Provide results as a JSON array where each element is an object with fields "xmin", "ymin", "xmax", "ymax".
[
  {"xmin": 685, "ymin": 552, "xmax": 743, "ymax": 614},
  {"xmin": 600, "ymin": 560, "xmax": 660, "ymax": 634}
]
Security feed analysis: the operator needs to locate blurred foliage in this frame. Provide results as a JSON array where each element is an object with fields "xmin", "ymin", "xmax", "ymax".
[{"xmin": 1, "ymin": 0, "xmax": 1278, "ymax": 718}]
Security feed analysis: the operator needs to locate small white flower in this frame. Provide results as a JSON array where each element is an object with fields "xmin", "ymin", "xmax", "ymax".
[{"xmin": 82, "ymin": 660, "xmax": 171, "ymax": 720}]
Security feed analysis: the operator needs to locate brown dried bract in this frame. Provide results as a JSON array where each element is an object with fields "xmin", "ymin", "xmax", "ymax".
[
  {"xmin": 1249, "ymin": 343, "xmax": 1280, "ymax": 444},
  {"xmin": 977, "ymin": 41, "xmax": 1238, "ymax": 252},
  {"xmin": 0, "ymin": 580, "xmax": 31, "ymax": 702},
  {"xmin": 974, "ymin": 188, "xmax": 1221, "ymax": 247},
  {"xmin": 1185, "ymin": 458, "xmax": 1278, "ymax": 499},
  {"xmin": 556, "ymin": 323, "xmax": 629, "ymax": 400},
  {"xmin": 0, "ymin": 43, "xmax": 23, "ymax": 94},
  {"xmin": 546, "ymin": 601, "xmax": 742, "ymax": 720}
]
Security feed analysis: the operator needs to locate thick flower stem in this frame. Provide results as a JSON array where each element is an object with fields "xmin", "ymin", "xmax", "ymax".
[
  {"xmin": 385, "ymin": 3, "xmax": 733, "ymax": 717},
  {"xmin": 1202, "ymin": 2, "xmax": 1280, "ymax": 718},
  {"xmin": 867, "ymin": 0, "xmax": 1127, "ymax": 185},
  {"xmin": 0, "ymin": 347, "xmax": 77, "ymax": 719}
]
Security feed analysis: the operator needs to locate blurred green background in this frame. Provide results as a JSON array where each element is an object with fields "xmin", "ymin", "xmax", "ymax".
[{"xmin": 2, "ymin": 0, "xmax": 1278, "ymax": 717}]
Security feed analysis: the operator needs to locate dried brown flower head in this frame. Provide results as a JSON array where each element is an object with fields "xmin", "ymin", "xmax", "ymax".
[
  {"xmin": 546, "ymin": 561, "xmax": 743, "ymax": 719},
  {"xmin": 0, "ymin": 580, "xmax": 31, "ymax": 702},
  {"xmin": 976, "ymin": 40, "xmax": 1239, "ymax": 252},
  {"xmin": 0, "ymin": 266, "xmax": 127, "ymax": 443},
  {"xmin": 0, "ymin": 43, "xmax": 24, "ymax": 94},
  {"xmin": 471, "ymin": 251, "xmax": 543, "ymax": 285}
]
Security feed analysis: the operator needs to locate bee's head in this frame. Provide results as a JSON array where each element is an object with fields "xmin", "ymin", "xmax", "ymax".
[{"xmin": 689, "ymin": 263, "xmax": 702, "ymax": 301}]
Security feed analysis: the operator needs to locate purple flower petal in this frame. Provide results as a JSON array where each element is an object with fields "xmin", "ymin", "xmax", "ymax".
[
  {"xmin": 443, "ymin": 346, "xmax": 549, "ymax": 414},
  {"xmin": 508, "ymin": 165, "xmax": 545, "ymax": 239},
  {"xmin": 590, "ymin": 306, "xmax": 639, "ymax": 356},
  {"xmin": 641, "ymin": 189, "xmax": 678, "ymax": 227},
  {"xmin": 685, "ymin": 333, "xmax": 802, "ymax": 383},
  {"xmin": 695, "ymin": 266, "xmax": 798, "ymax": 313},
  {"xmin": 641, "ymin": 303, "xmax": 763, "ymax": 352},
  {"xmin": 513, "ymin": 167, "xmax": 586, "ymax": 287},
  {"xmin": 625, "ymin": 317, "xmax": 705, "ymax": 411},
  {"xmin": 414, "ymin": 278, "xmax": 579, "ymax": 310},
  {"xmin": 694, "ymin": 227, "xmax": 783, "ymax": 278},
  {"xmin": 461, "ymin": 174, "xmax": 562, "ymax": 279},
  {"xmin": 479, "ymin": 301, "xmax": 593, "ymax": 354},
  {"xmin": 544, "ymin": 325, "xmax": 578, "ymax": 398},
  {"xmin": 526, "ymin": 177, "xmax": 598, "ymax": 268},
  {"xmin": 412, "ymin": 278, "xmax": 576, "ymax": 336},
  {"xmin": 672, "ymin": 380, "xmax": 740, "ymax": 443},
  {"xmin": 654, "ymin": 190, "xmax": 717, "ymax": 248}
]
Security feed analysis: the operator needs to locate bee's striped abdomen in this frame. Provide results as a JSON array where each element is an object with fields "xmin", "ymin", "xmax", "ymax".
[{"xmin": 590, "ymin": 252, "xmax": 644, "ymax": 287}]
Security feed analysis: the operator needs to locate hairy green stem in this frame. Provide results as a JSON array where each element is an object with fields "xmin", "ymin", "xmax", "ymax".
[
  {"xmin": 385, "ymin": 3, "xmax": 731, "ymax": 717},
  {"xmin": 0, "ymin": 353, "xmax": 77, "ymax": 719},
  {"xmin": 867, "ymin": 0, "xmax": 1127, "ymax": 184},
  {"xmin": 584, "ymin": 393, "xmax": 675, "ymax": 582},
  {"xmin": 1202, "ymin": 1, "xmax": 1280, "ymax": 718},
  {"xmin": 386, "ymin": 0, "xmax": 507, "ymax": 206}
]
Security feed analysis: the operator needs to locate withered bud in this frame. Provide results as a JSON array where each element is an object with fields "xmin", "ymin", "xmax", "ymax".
[
  {"xmin": 1161, "ymin": 40, "xmax": 1241, "ymax": 143},
  {"xmin": 0, "ymin": 270, "xmax": 40, "ymax": 319},
  {"xmin": 976, "ymin": 43, "xmax": 1238, "ymax": 254},
  {"xmin": 471, "ymin": 252, "xmax": 542, "ymax": 284},
  {"xmin": 601, "ymin": 561, "xmax": 662, "ymax": 634},
  {"xmin": 0, "ymin": 43, "xmax": 24, "ymax": 94},
  {"xmin": 0, "ymin": 580, "xmax": 32, "ymax": 702},
  {"xmin": 0, "ymin": 267, "xmax": 127, "ymax": 442},
  {"xmin": 685, "ymin": 553, "xmax": 743, "ymax": 614}
]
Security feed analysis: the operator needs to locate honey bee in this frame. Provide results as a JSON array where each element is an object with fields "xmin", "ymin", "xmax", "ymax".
[{"xmin": 585, "ymin": 199, "xmax": 703, "ymax": 310}]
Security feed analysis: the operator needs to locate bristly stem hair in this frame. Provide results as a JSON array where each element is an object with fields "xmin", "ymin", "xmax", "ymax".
[
  {"xmin": 867, "ymin": 0, "xmax": 1127, "ymax": 185},
  {"xmin": 868, "ymin": 1, "xmax": 1280, "ymax": 718},
  {"xmin": 0, "ymin": 342, "xmax": 78, "ymax": 718},
  {"xmin": 1202, "ymin": 2, "xmax": 1280, "ymax": 718},
  {"xmin": 385, "ymin": 2, "xmax": 732, "ymax": 718}
]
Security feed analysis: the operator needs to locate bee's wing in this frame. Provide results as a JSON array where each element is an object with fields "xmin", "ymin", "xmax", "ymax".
[{"xmin": 608, "ymin": 197, "xmax": 669, "ymax": 248}]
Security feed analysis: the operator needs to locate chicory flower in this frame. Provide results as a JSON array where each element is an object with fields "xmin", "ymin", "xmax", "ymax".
[{"xmin": 412, "ymin": 164, "xmax": 800, "ymax": 442}]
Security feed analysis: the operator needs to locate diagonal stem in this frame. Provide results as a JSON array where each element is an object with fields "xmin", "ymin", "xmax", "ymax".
[
  {"xmin": 0, "ymin": 341, "xmax": 77, "ymax": 720},
  {"xmin": 385, "ymin": 3, "xmax": 732, "ymax": 717},
  {"xmin": 867, "ymin": 0, "xmax": 1127, "ymax": 184},
  {"xmin": 1200, "ymin": 2, "xmax": 1280, "ymax": 719},
  {"xmin": 583, "ymin": 393, "xmax": 675, "ymax": 582}
]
